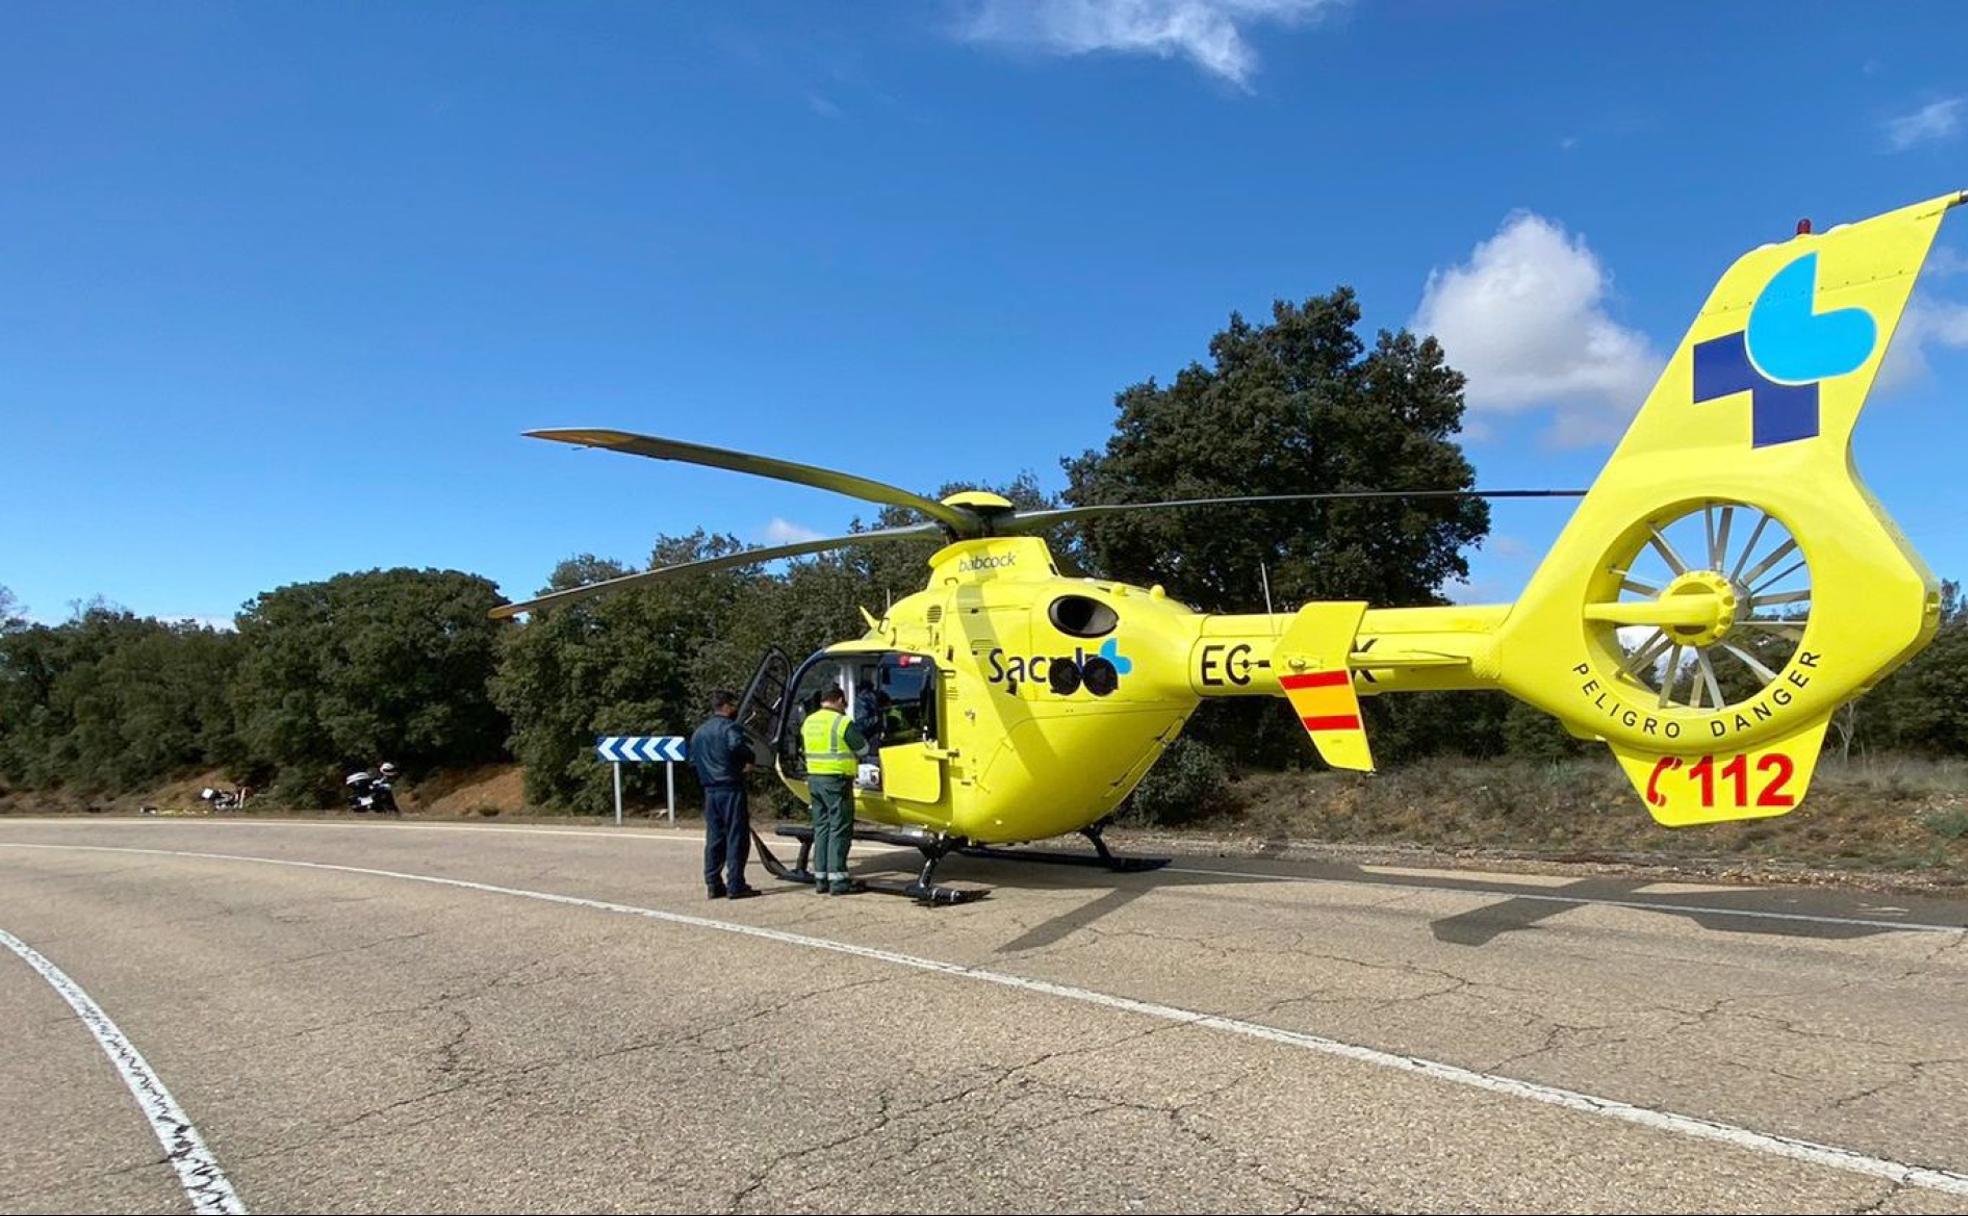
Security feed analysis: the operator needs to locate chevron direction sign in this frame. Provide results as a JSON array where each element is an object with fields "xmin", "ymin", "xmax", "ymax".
[{"xmin": 596, "ymin": 736, "xmax": 686, "ymax": 763}]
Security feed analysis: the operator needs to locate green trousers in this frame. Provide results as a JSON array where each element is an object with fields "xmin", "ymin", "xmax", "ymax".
[{"xmin": 807, "ymin": 774, "xmax": 853, "ymax": 890}]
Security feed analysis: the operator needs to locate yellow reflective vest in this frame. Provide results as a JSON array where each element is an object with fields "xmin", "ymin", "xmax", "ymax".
[{"xmin": 800, "ymin": 707, "xmax": 862, "ymax": 776}]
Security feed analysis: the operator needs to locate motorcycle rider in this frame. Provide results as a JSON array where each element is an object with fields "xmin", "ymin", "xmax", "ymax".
[{"xmin": 345, "ymin": 761, "xmax": 402, "ymax": 815}]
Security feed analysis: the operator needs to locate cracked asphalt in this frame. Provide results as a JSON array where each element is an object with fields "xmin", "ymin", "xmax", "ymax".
[{"xmin": 2, "ymin": 817, "xmax": 1966, "ymax": 1214}]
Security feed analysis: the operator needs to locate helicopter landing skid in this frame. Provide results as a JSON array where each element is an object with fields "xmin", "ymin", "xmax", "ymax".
[
  {"xmin": 956, "ymin": 824, "xmax": 1169, "ymax": 873},
  {"xmin": 753, "ymin": 825, "xmax": 985, "ymax": 906}
]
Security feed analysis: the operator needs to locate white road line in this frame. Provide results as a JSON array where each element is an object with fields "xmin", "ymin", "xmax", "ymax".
[
  {"xmin": 7, "ymin": 818, "xmax": 1961, "ymax": 934},
  {"xmin": 4, "ymin": 841, "xmax": 1966, "ymax": 1200},
  {"xmin": 0, "ymin": 927, "xmax": 246, "ymax": 1215},
  {"xmin": 0, "ymin": 817, "xmax": 706, "ymax": 844},
  {"xmin": 1161, "ymin": 866, "xmax": 1968, "ymax": 935},
  {"xmin": 0, "ymin": 817, "xmax": 924, "ymax": 856}
]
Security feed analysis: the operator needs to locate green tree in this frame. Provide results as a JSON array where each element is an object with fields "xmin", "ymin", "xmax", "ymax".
[
  {"xmin": 492, "ymin": 535, "xmax": 769, "ymax": 811},
  {"xmin": 230, "ymin": 568, "xmax": 507, "ymax": 800},
  {"xmin": 1061, "ymin": 291, "xmax": 1490, "ymax": 765},
  {"xmin": 1502, "ymin": 697, "xmax": 1587, "ymax": 760},
  {"xmin": 0, "ymin": 604, "xmax": 239, "ymax": 791},
  {"xmin": 1063, "ymin": 292, "xmax": 1487, "ymax": 611},
  {"xmin": 1853, "ymin": 579, "xmax": 1968, "ymax": 756}
]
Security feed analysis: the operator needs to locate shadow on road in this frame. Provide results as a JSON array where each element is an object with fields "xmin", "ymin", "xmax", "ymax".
[
  {"xmin": 1417, "ymin": 874, "xmax": 1930, "ymax": 946},
  {"xmin": 831, "ymin": 842, "xmax": 1968, "ymax": 951}
]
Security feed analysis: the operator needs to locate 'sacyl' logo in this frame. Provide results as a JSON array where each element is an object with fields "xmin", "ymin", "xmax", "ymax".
[{"xmin": 988, "ymin": 638, "xmax": 1132, "ymax": 697}]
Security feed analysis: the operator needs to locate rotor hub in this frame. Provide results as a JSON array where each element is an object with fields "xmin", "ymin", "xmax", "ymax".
[{"xmin": 1657, "ymin": 569, "xmax": 1741, "ymax": 648}]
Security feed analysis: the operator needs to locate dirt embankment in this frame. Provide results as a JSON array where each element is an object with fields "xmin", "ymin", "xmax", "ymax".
[{"xmin": 0, "ymin": 763, "xmax": 536, "ymax": 819}]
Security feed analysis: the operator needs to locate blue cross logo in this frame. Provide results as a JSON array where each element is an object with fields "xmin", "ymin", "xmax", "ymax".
[
  {"xmin": 1098, "ymin": 638, "xmax": 1133, "ymax": 676},
  {"xmin": 1692, "ymin": 251, "xmax": 1877, "ymax": 448}
]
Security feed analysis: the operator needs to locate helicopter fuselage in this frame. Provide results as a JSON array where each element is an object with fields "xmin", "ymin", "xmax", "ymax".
[{"xmin": 768, "ymin": 534, "xmax": 1503, "ymax": 846}]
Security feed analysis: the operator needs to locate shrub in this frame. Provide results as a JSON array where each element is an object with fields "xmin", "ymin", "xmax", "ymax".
[
  {"xmin": 1918, "ymin": 807, "xmax": 1968, "ymax": 840},
  {"xmin": 1124, "ymin": 738, "xmax": 1235, "ymax": 827}
]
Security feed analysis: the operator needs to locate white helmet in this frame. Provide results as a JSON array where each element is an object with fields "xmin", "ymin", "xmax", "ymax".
[{"xmin": 379, "ymin": 762, "xmax": 398, "ymax": 777}]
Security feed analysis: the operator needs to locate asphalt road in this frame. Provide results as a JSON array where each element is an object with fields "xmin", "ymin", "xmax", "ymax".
[{"xmin": 2, "ymin": 816, "xmax": 1966, "ymax": 1215}]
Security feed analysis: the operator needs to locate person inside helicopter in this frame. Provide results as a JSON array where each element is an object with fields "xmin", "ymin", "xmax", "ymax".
[
  {"xmin": 781, "ymin": 653, "xmax": 938, "ymax": 794},
  {"xmin": 852, "ymin": 677, "xmax": 886, "ymax": 753}
]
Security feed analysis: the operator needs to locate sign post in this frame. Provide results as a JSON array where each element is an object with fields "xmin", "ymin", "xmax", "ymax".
[{"xmin": 596, "ymin": 735, "xmax": 688, "ymax": 828}]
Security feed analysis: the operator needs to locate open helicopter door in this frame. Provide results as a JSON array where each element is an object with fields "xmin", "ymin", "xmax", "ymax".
[
  {"xmin": 774, "ymin": 650, "xmax": 945, "ymax": 803},
  {"xmin": 735, "ymin": 647, "xmax": 791, "ymax": 772},
  {"xmin": 861, "ymin": 652, "xmax": 944, "ymax": 805}
]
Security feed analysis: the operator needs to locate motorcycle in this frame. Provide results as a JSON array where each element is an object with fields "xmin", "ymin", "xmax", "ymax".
[
  {"xmin": 198, "ymin": 785, "xmax": 250, "ymax": 812},
  {"xmin": 344, "ymin": 764, "xmax": 402, "ymax": 816}
]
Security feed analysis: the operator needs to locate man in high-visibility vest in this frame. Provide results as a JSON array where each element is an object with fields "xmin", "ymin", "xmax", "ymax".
[{"xmin": 801, "ymin": 684, "xmax": 869, "ymax": 895}]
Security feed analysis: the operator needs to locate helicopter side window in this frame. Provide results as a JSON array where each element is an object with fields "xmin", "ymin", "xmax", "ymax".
[
  {"xmin": 1049, "ymin": 594, "xmax": 1118, "ymax": 639},
  {"xmin": 867, "ymin": 653, "xmax": 937, "ymax": 749}
]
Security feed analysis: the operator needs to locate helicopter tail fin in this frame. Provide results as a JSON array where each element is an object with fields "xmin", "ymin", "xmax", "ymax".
[
  {"xmin": 1487, "ymin": 190, "xmax": 1961, "ymax": 824},
  {"xmin": 1275, "ymin": 602, "xmax": 1374, "ymax": 772}
]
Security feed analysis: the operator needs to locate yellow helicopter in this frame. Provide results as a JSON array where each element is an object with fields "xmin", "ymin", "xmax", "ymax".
[{"xmin": 495, "ymin": 189, "xmax": 1962, "ymax": 902}]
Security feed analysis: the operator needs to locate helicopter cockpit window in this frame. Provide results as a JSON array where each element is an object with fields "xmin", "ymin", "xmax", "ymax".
[{"xmin": 1048, "ymin": 594, "xmax": 1118, "ymax": 639}]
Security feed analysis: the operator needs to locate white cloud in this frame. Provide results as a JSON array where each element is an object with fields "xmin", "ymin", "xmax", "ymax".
[
  {"xmin": 1443, "ymin": 574, "xmax": 1507, "ymax": 605},
  {"xmin": 1615, "ymin": 624, "xmax": 1658, "ymax": 654},
  {"xmin": 805, "ymin": 91, "xmax": 843, "ymax": 119},
  {"xmin": 1489, "ymin": 534, "xmax": 1532, "ymax": 561},
  {"xmin": 1926, "ymin": 244, "xmax": 1968, "ymax": 277},
  {"xmin": 148, "ymin": 614, "xmax": 235, "ymax": 632},
  {"xmin": 1413, "ymin": 212, "xmax": 1662, "ymax": 447},
  {"xmin": 1876, "ymin": 292, "xmax": 1968, "ymax": 394},
  {"xmin": 955, "ymin": 0, "xmax": 1342, "ymax": 89},
  {"xmin": 764, "ymin": 518, "xmax": 826, "ymax": 545},
  {"xmin": 1882, "ymin": 97, "xmax": 1963, "ymax": 151}
]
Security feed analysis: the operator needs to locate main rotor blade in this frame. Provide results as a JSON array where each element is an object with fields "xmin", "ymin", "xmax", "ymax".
[
  {"xmin": 489, "ymin": 522, "xmax": 945, "ymax": 619},
  {"xmin": 1002, "ymin": 488, "xmax": 1587, "ymax": 531},
  {"xmin": 526, "ymin": 429, "xmax": 978, "ymax": 534}
]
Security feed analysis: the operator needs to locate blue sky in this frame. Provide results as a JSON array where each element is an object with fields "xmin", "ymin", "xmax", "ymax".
[{"xmin": 2, "ymin": 1, "xmax": 1964, "ymax": 624}]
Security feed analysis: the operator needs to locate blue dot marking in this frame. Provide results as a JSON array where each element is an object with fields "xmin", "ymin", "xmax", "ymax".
[
  {"xmin": 1098, "ymin": 638, "xmax": 1133, "ymax": 676},
  {"xmin": 1744, "ymin": 252, "xmax": 1877, "ymax": 385}
]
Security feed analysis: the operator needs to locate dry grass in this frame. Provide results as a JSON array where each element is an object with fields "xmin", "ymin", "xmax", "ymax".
[{"xmin": 1201, "ymin": 754, "xmax": 1968, "ymax": 883}]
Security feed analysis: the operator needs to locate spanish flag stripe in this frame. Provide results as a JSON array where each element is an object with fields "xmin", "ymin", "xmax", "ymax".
[
  {"xmin": 1302, "ymin": 714, "xmax": 1363, "ymax": 732},
  {"xmin": 1286, "ymin": 684, "xmax": 1353, "ymax": 718},
  {"xmin": 1279, "ymin": 670, "xmax": 1349, "ymax": 690}
]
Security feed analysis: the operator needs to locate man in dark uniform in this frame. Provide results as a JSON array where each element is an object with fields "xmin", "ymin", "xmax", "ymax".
[{"xmin": 689, "ymin": 689, "xmax": 758, "ymax": 900}]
